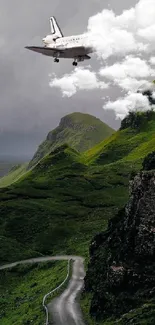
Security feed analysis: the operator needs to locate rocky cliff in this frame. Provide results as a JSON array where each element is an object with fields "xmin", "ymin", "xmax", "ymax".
[{"xmin": 85, "ymin": 168, "xmax": 155, "ymax": 321}]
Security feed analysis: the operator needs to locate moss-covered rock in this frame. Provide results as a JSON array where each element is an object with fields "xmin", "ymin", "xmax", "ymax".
[
  {"xmin": 85, "ymin": 170, "xmax": 155, "ymax": 321},
  {"xmin": 143, "ymin": 151, "xmax": 155, "ymax": 171}
]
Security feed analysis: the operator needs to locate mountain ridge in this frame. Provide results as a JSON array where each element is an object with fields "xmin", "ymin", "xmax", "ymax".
[{"xmin": 29, "ymin": 112, "xmax": 114, "ymax": 168}]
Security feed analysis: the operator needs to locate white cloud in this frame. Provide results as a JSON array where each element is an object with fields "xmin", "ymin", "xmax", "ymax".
[
  {"xmin": 135, "ymin": 0, "xmax": 155, "ymax": 28},
  {"xmin": 104, "ymin": 92, "xmax": 151, "ymax": 119},
  {"xmin": 49, "ymin": 67, "xmax": 109, "ymax": 97},
  {"xmin": 87, "ymin": 15, "xmax": 145, "ymax": 60},
  {"xmin": 49, "ymin": 0, "xmax": 155, "ymax": 119},
  {"xmin": 100, "ymin": 56, "xmax": 155, "ymax": 80},
  {"xmin": 87, "ymin": 0, "xmax": 155, "ymax": 58},
  {"xmin": 149, "ymin": 57, "xmax": 155, "ymax": 65},
  {"xmin": 99, "ymin": 56, "xmax": 155, "ymax": 92},
  {"xmin": 116, "ymin": 78, "xmax": 152, "ymax": 92},
  {"xmin": 138, "ymin": 25, "xmax": 155, "ymax": 42},
  {"xmin": 89, "ymin": 0, "xmax": 155, "ymax": 119}
]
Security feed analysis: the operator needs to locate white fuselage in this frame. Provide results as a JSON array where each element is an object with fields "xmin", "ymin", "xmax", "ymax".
[
  {"xmin": 26, "ymin": 16, "xmax": 94, "ymax": 64},
  {"xmin": 43, "ymin": 33, "xmax": 94, "ymax": 55}
]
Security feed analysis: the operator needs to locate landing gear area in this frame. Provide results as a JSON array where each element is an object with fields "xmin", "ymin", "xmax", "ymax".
[
  {"xmin": 72, "ymin": 56, "xmax": 84, "ymax": 66},
  {"xmin": 72, "ymin": 61, "xmax": 78, "ymax": 66},
  {"xmin": 54, "ymin": 58, "xmax": 59, "ymax": 63},
  {"xmin": 53, "ymin": 55, "xmax": 91, "ymax": 65}
]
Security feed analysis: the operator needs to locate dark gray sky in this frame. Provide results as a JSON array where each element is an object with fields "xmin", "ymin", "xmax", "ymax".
[{"xmin": 0, "ymin": 0, "xmax": 137, "ymax": 159}]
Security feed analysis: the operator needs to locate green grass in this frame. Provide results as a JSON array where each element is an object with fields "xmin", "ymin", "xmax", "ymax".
[
  {"xmin": 83, "ymin": 113, "xmax": 155, "ymax": 166},
  {"xmin": 0, "ymin": 144, "xmax": 126, "ymax": 263},
  {"xmin": 0, "ymin": 261, "xmax": 67, "ymax": 325},
  {"xmin": 0, "ymin": 163, "xmax": 28, "ymax": 188}
]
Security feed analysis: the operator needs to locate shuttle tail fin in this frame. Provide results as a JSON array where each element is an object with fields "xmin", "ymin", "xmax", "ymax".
[{"xmin": 50, "ymin": 16, "xmax": 64, "ymax": 39}]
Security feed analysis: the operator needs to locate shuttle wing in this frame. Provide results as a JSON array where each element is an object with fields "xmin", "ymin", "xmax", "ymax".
[{"xmin": 25, "ymin": 46, "xmax": 64, "ymax": 56}]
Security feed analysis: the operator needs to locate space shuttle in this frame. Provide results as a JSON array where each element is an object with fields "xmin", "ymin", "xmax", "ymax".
[{"xmin": 25, "ymin": 16, "xmax": 94, "ymax": 66}]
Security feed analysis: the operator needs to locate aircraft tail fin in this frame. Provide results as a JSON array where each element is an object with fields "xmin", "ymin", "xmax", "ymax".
[{"xmin": 50, "ymin": 16, "xmax": 64, "ymax": 38}]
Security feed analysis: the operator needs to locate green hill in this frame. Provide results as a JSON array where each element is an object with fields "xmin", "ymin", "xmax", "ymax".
[
  {"xmin": 29, "ymin": 112, "xmax": 114, "ymax": 168},
  {"xmin": 0, "ymin": 111, "xmax": 155, "ymax": 324},
  {"xmin": 0, "ymin": 111, "xmax": 155, "ymax": 264},
  {"xmin": 83, "ymin": 110, "xmax": 155, "ymax": 166}
]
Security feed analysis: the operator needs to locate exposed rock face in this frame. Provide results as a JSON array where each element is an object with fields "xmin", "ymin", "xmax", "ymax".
[{"xmin": 85, "ymin": 171, "xmax": 155, "ymax": 320}]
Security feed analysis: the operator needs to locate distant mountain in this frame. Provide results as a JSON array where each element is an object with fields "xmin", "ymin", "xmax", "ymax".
[
  {"xmin": 0, "ymin": 162, "xmax": 15, "ymax": 177},
  {"xmin": 0, "ymin": 163, "xmax": 28, "ymax": 187},
  {"xmin": 29, "ymin": 112, "xmax": 114, "ymax": 168},
  {"xmin": 0, "ymin": 158, "xmax": 26, "ymax": 178}
]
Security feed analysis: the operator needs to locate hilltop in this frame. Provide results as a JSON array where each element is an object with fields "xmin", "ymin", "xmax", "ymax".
[{"xmin": 29, "ymin": 112, "xmax": 114, "ymax": 168}]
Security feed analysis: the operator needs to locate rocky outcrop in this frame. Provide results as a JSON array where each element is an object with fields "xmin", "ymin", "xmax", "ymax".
[{"xmin": 85, "ymin": 170, "xmax": 155, "ymax": 320}]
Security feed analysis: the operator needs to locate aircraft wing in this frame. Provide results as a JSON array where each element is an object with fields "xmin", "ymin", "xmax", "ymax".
[
  {"xmin": 64, "ymin": 45, "xmax": 93, "ymax": 56},
  {"xmin": 25, "ymin": 45, "xmax": 92, "ymax": 59},
  {"xmin": 25, "ymin": 46, "xmax": 64, "ymax": 56}
]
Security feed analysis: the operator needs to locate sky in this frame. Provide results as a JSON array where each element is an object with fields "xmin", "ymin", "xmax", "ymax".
[{"xmin": 0, "ymin": 0, "xmax": 154, "ymax": 159}]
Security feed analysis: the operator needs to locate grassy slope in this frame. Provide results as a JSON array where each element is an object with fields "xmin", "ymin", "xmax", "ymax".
[
  {"xmin": 29, "ymin": 112, "xmax": 114, "ymax": 168},
  {"xmin": 83, "ymin": 114, "xmax": 155, "ymax": 166},
  {"xmin": 0, "ymin": 113, "xmax": 155, "ymax": 324},
  {"xmin": 0, "ymin": 261, "xmax": 67, "ymax": 325},
  {"xmin": 0, "ymin": 146, "xmax": 104, "ymax": 263},
  {"xmin": 1, "ymin": 115, "xmax": 155, "ymax": 263},
  {"xmin": 0, "ymin": 163, "xmax": 28, "ymax": 188}
]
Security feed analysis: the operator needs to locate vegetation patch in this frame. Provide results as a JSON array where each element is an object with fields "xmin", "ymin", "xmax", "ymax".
[{"xmin": 0, "ymin": 261, "xmax": 67, "ymax": 325}]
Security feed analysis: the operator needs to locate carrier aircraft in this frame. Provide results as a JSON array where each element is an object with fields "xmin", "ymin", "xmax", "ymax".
[{"xmin": 25, "ymin": 16, "xmax": 94, "ymax": 66}]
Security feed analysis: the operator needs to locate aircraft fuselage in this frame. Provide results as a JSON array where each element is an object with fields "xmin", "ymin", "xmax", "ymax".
[{"xmin": 43, "ymin": 33, "xmax": 94, "ymax": 57}]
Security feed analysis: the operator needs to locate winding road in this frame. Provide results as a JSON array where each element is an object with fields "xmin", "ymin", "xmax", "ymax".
[{"xmin": 0, "ymin": 255, "xmax": 86, "ymax": 325}]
